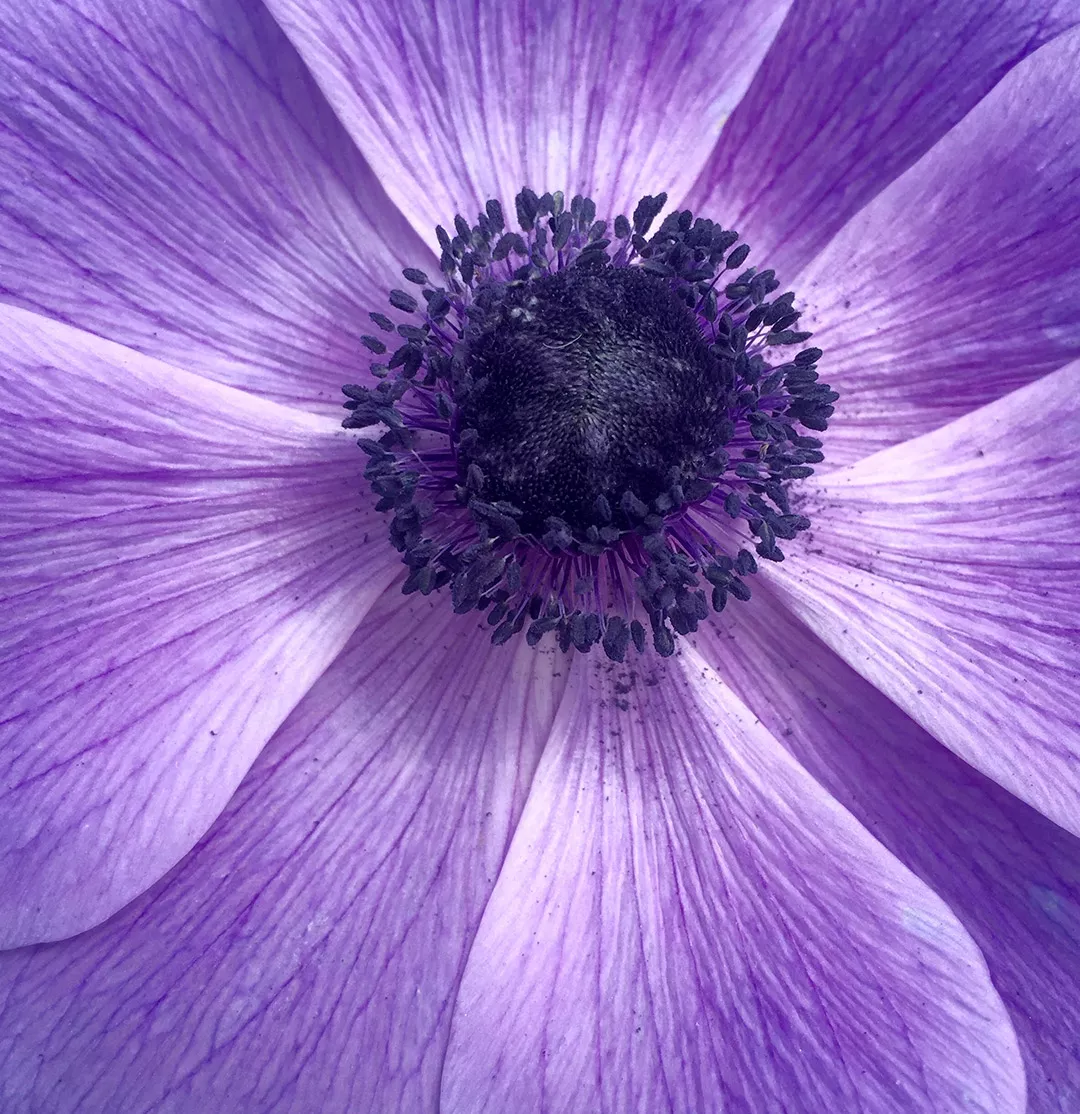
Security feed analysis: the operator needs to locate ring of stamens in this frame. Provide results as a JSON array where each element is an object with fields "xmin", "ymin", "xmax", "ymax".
[{"xmin": 344, "ymin": 188, "xmax": 836, "ymax": 661}]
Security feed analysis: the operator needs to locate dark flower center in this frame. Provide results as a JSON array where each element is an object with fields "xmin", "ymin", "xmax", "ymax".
[
  {"xmin": 343, "ymin": 188, "xmax": 837, "ymax": 661},
  {"xmin": 456, "ymin": 265, "xmax": 726, "ymax": 536}
]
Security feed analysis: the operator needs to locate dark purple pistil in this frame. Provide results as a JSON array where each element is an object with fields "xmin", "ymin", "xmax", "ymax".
[{"xmin": 456, "ymin": 264, "xmax": 726, "ymax": 537}]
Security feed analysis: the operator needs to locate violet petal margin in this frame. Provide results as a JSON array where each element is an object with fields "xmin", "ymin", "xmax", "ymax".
[
  {"xmin": 442, "ymin": 649, "xmax": 1024, "ymax": 1114},
  {"xmin": 0, "ymin": 0, "xmax": 428, "ymax": 413},
  {"xmin": 0, "ymin": 305, "xmax": 397, "ymax": 947},
  {"xmin": 263, "ymin": 0, "xmax": 790, "ymax": 238},
  {"xmin": 688, "ymin": 0, "xmax": 1078, "ymax": 280},
  {"xmin": 769, "ymin": 359, "xmax": 1080, "ymax": 837},
  {"xmin": 0, "ymin": 591, "xmax": 566, "ymax": 1114},
  {"xmin": 697, "ymin": 586, "xmax": 1080, "ymax": 1113},
  {"xmin": 798, "ymin": 25, "xmax": 1080, "ymax": 467}
]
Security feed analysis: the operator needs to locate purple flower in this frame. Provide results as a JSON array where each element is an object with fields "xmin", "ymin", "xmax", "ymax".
[{"xmin": 1, "ymin": 2, "xmax": 1078, "ymax": 1112}]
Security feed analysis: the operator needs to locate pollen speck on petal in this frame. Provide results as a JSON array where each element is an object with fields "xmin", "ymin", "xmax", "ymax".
[
  {"xmin": 770, "ymin": 359, "xmax": 1080, "ymax": 838},
  {"xmin": 442, "ymin": 648, "xmax": 1025, "ymax": 1113},
  {"xmin": 697, "ymin": 579, "xmax": 1080, "ymax": 1113}
]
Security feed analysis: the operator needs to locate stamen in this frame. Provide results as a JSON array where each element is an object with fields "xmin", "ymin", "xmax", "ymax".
[{"xmin": 343, "ymin": 189, "xmax": 837, "ymax": 659}]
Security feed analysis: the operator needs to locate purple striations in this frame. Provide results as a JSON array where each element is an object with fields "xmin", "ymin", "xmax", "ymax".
[{"xmin": 0, "ymin": 3, "xmax": 1078, "ymax": 1114}]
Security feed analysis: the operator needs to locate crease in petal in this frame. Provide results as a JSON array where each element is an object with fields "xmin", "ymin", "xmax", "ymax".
[
  {"xmin": 441, "ymin": 647, "xmax": 1024, "ymax": 1114},
  {"xmin": 264, "ymin": 0, "xmax": 791, "ymax": 237},
  {"xmin": 0, "ymin": 589, "xmax": 568, "ymax": 1114},
  {"xmin": 796, "ymin": 25, "xmax": 1080, "ymax": 465},
  {"xmin": 697, "ymin": 584, "xmax": 1080, "ymax": 1114},
  {"xmin": 0, "ymin": 306, "xmax": 398, "ymax": 946},
  {"xmin": 767, "ymin": 359, "xmax": 1080, "ymax": 836},
  {"xmin": 688, "ymin": 0, "xmax": 1078, "ymax": 280},
  {"xmin": 0, "ymin": 0, "xmax": 430, "ymax": 412}
]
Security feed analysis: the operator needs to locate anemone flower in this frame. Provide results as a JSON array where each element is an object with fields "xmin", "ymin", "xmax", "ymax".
[{"xmin": 1, "ymin": 2, "xmax": 1079, "ymax": 1113}]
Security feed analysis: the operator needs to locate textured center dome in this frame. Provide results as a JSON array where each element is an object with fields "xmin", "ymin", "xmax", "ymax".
[{"xmin": 456, "ymin": 264, "xmax": 726, "ymax": 535}]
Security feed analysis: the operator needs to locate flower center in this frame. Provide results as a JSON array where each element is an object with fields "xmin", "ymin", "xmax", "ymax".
[
  {"xmin": 343, "ymin": 189, "xmax": 836, "ymax": 661},
  {"xmin": 456, "ymin": 265, "xmax": 725, "ymax": 537}
]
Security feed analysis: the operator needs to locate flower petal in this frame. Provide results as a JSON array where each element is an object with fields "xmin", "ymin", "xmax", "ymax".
[
  {"xmin": 0, "ymin": 0, "xmax": 428, "ymax": 412},
  {"xmin": 688, "ymin": 0, "xmax": 1077, "ymax": 280},
  {"xmin": 264, "ymin": 0, "xmax": 790, "ymax": 236},
  {"xmin": 769, "ymin": 360, "xmax": 1080, "ymax": 836},
  {"xmin": 800, "ymin": 25, "xmax": 1080, "ymax": 465},
  {"xmin": 697, "ymin": 587, "xmax": 1080, "ymax": 1114},
  {"xmin": 0, "ymin": 591, "xmax": 566, "ymax": 1114},
  {"xmin": 441, "ymin": 649, "xmax": 1024, "ymax": 1114},
  {"xmin": 0, "ymin": 306, "xmax": 397, "ymax": 946}
]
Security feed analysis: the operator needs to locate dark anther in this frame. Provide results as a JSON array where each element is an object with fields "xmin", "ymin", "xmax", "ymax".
[
  {"xmin": 388, "ymin": 289, "xmax": 418, "ymax": 314},
  {"xmin": 632, "ymin": 193, "xmax": 668, "ymax": 236},
  {"xmin": 516, "ymin": 188, "xmax": 540, "ymax": 230},
  {"xmin": 486, "ymin": 198, "xmax": 505, "ymax": 231}
]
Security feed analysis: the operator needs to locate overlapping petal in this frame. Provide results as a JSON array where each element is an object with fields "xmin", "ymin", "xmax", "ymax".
[
  {"xmin": 0, "ymin": 590, "xmax": 566, "ymax": 1114},
  {"xmin": 698, "ymin": 588, "xmax": 1080, "ymax": 1113},
  {"xmin": 689, "ymin": 0, "xmax": 1077, "ymax": 280},
  {"xmin": 264, "ymin": 0, "xmax": 790, "ymax": 238},
  {"xmin": 0, "ymin": 306, "xmax": 397, "ymax": 947},
  {"xmin": 798, "ymin": 26, "xmax": 1080, "ymax": 465},
  {"xmin": 441, "ymin": 649, "xmax": 1024, "ymax": 1114},
  {"xmin": 0, "ymin": 0, "xmax": 428, "ymax": 412},
  {"xmin": 768, "ymin": 360, "xmax": 1080, "ymax": 836}
]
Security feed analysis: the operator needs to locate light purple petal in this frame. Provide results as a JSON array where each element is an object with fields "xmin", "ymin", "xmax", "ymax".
[
  {"xmin": 0, "ymin": 0, "xmax": 428, "ymax": 412},
  {"xmin": 769, "ymin": 360, "xmax": 1080, "ymax": 836},
  {"xmin": 0, "ymin": 307, "xmax": 398, "ymax": 947},
  {"xmin": 697, "ymin": 587, "xmax": 1080, "ymax": 1114},
  {"xmin": 264, "ymin": 0, "xmax": 790, "ymax": 237},
  {"xmin": 688, "ymin": 0, "xmax": 1077, "ymax": 280},
  {"xmin": 441, "ymin": 649, "xmax": 1024, "ymax": 1114},
  {"xmin": 800, "ymin": 26, "xmax": 1080, "ymax": 466},
  {"xmin": 0, "ymin": 590, "xmax": 566, "ymax": 1114}
]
